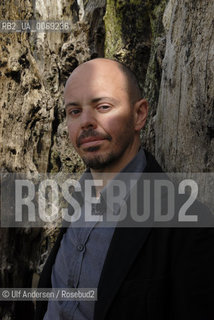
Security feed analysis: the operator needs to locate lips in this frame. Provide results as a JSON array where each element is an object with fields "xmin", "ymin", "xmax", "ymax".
[
  {"xmin": 77, "ymin": 130, "xmax": 112, "ymax": 148},
  {"xmin": 79, "ymin": 136, "xmax": 106, "ymax": 148}
]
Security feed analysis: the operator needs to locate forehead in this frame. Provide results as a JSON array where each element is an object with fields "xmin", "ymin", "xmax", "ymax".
[{"xmin": 64, "ymin": 61, "xmax": 128, "ymax": 101}]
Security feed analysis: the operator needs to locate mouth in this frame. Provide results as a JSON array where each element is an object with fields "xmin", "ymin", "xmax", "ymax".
[{"xmin": 79, "ymin": 137, "xmax": 106, "ymax": 148}]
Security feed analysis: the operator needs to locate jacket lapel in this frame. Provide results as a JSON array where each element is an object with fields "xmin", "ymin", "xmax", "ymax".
[
  {"xmin": 94, "ymin": 151, "xmax": 162, "ymax": 320},
  {"xmin": 94, "ymin": 227, "xmax": 151, "ymax": 320}
]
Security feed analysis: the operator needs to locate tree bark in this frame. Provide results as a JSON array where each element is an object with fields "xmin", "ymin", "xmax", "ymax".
[
  {"xmin": 155, "ymin": 0, "xmax": 214, "ymax": 172},
  {"xmin": 0, "ymin": 0, "xmax": 213, "ymax": 318}
]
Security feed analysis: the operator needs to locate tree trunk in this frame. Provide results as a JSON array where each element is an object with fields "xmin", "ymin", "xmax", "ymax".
[
  {"xmin": 155, "ymin": 0, "xmax": 214, "ymax": 172},
  {"xmin": 0, "ymin": 0, "xmax": 213, "ymax": 318}
]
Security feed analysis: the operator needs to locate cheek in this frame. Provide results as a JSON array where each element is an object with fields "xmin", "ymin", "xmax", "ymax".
[
  {"xmin": 102, "ymin": 112, "xmax": 133, "ymax": 137},
  {"xmin": 67, "ymin": 123, "xmax": 77, "ymax": 145}
]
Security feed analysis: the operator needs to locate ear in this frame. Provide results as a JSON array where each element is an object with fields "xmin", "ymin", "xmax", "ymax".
[{"xmin": 134, "ymin": 99, "xmax": 148, "ymax": 131}]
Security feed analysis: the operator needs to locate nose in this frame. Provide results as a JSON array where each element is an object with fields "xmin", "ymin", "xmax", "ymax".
[{"xmin": 80, "ymin": 108, "xmax": 97, "ymax": 130}]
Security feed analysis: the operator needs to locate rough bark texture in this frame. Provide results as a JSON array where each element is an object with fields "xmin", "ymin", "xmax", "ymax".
[
  {"xmin": 155, "ymin": 0, "xmax": 214, "ymax": 172},
  {"xmin": 0, "ymin": 1, "xmax": 106, "ymax": 318},
  {"xmin": 0, "ymin": 0, "xmax": 213, "ymax": 318},
  {"xmin": 104, "ymin": 0, "xmax": 167, "ymax": 154}
]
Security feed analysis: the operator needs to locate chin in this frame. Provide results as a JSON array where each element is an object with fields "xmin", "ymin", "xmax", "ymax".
[
  {"xmin": 83, "ymin": 146, "xmax": 101, "ymax": 152},
  {"xmin": 81, "ymin": 151, "xmax": 117, "ymax": 170}
]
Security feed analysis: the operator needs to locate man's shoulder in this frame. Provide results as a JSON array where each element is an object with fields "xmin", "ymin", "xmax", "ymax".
[{"xmin": 144, "ymin": 150, "xmax": 163, "ymax": 173}]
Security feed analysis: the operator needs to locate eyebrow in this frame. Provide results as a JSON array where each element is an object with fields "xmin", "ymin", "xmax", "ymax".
[{"xmin": 65, "ymin": 97, "xmax": 119, "ymax": 109}]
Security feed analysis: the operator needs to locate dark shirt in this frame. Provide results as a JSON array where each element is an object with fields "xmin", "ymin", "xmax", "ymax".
[{"xmin": 44, "ymin": 148, "xmax": 147, "ymax": 320}]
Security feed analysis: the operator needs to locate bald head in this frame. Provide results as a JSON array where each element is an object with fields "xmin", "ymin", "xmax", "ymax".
[
  {"xmin": 65, "ymin": 58, "xmax": 142, "ymax": 105},
  {"xmin": 64, "ymin": 57, "xmax": 148, "ymax": 172}
]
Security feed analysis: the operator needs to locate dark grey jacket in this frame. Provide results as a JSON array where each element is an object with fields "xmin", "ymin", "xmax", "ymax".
[{"xmin": 35, "ymin": 152, "xmax": 214, "ymax": 320}]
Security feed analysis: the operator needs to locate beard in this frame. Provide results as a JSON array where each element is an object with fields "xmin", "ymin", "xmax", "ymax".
[
  {"xmin": 81, "ymin": 148, "xmax": 121, "ymax": 170},
  {"xmin": 76, "ymin": 116, "xmax": 135, "ymax": 170},
  {"xmin": 81, "ymin": 135, "xmax": 135, "ymax": 170}
]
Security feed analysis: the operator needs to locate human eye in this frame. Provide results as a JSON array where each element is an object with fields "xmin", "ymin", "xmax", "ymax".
[
  {"xmin": 67, "ymin": 108, "xmax": 81, "ymax": 117},
  {"xmin": 97, "ymin": 105, "xmax": 111, "ymax": 112}
]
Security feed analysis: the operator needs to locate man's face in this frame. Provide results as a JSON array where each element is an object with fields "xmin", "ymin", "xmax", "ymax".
[{"xmin": 64, "ymin": 60, "xmax": 139, "ymax": 171}]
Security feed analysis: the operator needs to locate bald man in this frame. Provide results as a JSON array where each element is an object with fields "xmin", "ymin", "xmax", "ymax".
[
  {"xmin": 36, "ymin": 59, "xmax": 214, "ymax": 320},
  {"xmin": 64, "ymin": 58, "xmax": 147, "ymax": 173}
]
